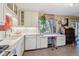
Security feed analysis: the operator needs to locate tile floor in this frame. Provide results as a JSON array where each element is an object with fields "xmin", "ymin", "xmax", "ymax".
[{"xmin": 23, "ymin": 44, "xmax": 79, "ymax": 56}]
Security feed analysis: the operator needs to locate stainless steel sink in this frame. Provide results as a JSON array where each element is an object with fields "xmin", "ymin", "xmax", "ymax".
[
  {"xmin": 6, "ymin": 37, "xmax": 17, "ymax": 40},
  {"xmin": 0, "ymin": 40, "xmax": 3, "ymax": 42}
]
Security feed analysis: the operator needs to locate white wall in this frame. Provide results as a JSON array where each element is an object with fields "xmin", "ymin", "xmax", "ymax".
[{"xmin": 0, "ymin": 3, "xmax": 18, "ymax": 38}]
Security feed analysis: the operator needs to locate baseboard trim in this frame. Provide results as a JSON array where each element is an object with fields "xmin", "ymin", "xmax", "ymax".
[{"xmin": 24, "ymin": 47, "xmax": 48, "ymax": 52}]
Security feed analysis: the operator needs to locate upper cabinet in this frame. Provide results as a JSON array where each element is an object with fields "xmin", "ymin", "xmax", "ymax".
[
  {"xmin": 6, "ymin": 3, "xmax": 25, "ymax": 26},
  {"xmin": 7, "ymin": 3, "xmax": 14, "ymax": 11},
  {"xmin": 17, "ymin": 10, "xmax": 24, "ymax": 26},
  {"xmin": 7, "ymin": 3, "xmax": 18, "ymax": 15},
  {"xmin": 14, "ymin": 4, "xmax": 18, "ymax": 15},
  {"xmin": 24, "ymin": 11, "xmax": 38, "ymax": 27},
  {"xmin": 20, "ymin": 11, "xmax": 24, "ymax": 26}
]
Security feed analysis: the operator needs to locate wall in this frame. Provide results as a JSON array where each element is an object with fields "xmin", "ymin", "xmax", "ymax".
[
  {"xmin": 0, "ymin": 3, "xmax": 18, "ymax": 38},
  {"xmin": 54, "ymin": 15, "xmax": 79, "ymax": 32},
  {"xmin": 39, "ymin": 12, "xmax": 79, "ymax": 33},
  {"xmin": 4, "ymin": 3, "xmax": 18, "ymax": 27}
]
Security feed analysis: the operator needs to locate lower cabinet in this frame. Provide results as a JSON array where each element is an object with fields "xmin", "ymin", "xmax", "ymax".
[
  {"xmin": 16, "ymin": 36, "xmax": 24, "ymax": 56},
  {"xmin": 25, "ymin": 35, "xmax": 37, "ymax": 50},
  {"xmin": 55, "ymin": 36, "xmax": 65, "ymax": 47},
  {"xmin": 40, "ymin": 37, "xmax": 48, "ymax": 48},
  {"xmin": 25, "ymin": 35, "xmax": 48, "ymax": 50},
  {"xmin": 36, "ymin": 36, "xmax": 41, "ymax": 48}
]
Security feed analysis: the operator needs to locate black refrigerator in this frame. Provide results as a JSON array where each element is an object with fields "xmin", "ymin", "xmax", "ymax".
[{"xmin": 65, "ymin": 27, "xmax": 75, "ymax": 44}]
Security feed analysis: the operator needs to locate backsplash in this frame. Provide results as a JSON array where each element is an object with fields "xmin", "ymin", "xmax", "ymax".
[
  {"xmin": 11, "ymin": 27, "xmax": 39, "ymax": 34},
  {"xmin": 0, "ymin": 31, "xmax": 5, "ymax": 38}
]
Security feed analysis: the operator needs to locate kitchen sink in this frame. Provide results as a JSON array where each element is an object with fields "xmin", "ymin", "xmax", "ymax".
[
  {"xmin": 6, "ymin": 37, "xmax": 18, "ymax": 40},
  {"xmin": 0, "ymin": 40, "xmax": 3, "ymax": 42}
]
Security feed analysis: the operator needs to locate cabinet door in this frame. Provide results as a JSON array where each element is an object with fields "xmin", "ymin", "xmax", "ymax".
[
  {"xmin": 20, "ymin": 37, "xmax": 24, "ymax": 55},
  {"xmin": 24, "ymin": 11, "xmax": 38, "ymax": 27},
  {"xmin": 25, "ymin": 35, "xmax": 36, "ymax": 50},
  {"xmin": 36, "ymin": 36, "xmax": 41, "ymax": 48},
  {"xmin": 40, "ymin": 37, "xmax": 48, "ymax": 48},
  {"xmin": 24, "ymin": 12, "xmax": 32, "ymax": 27},
  {"xmin": 16, "ymin": 41, "xmax": 21, "ymax": 56},
  {"xmin": 16, "ymin": 37, "xmax": 24, "ymax": 56},
  {"xmin": 31, "ymin": 12, "xmax": 38, "ymax": 27},
  {"xmin": 56, "ymin": 36, "xmax": 65, "ymax": 46}
]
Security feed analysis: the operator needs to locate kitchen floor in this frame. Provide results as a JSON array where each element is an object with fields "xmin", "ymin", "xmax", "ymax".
[{"xmin": 23, "ymin": 44, "xmax": 79, "ymax": 56}]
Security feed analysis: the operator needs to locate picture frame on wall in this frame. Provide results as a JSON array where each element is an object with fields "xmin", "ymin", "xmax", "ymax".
[{"xmin": 62, "ymin": 18, "xmax": 68, "ymax": 26}]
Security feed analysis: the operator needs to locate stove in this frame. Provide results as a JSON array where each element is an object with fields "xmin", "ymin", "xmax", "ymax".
[{"xmin": 0, "ymin": 45, "xmax": 9, "ymax": 54}]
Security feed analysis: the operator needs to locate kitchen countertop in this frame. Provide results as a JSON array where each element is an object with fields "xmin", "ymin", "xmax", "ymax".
[
  {"xmin": 0, "ymin": 34, "xmax": 25, "ymax": 56},
  {"xmin": 24, "ymin": 33, "xmax": 40, "ymax": 35},
  {"xmin": 43, "ymin": 34, "xmax": 65, "ymax": 37},
  {"xmin": 0, "ymin": 34, "xmax": 24, "ymax": 46},
  {"xmin": 0, "ymin": 33, "xmax": 65, "ymax": 46}
]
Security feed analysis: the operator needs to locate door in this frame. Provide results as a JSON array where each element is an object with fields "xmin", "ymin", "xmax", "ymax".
[
  {"xmin": 25, "ymin": 35, "xmax": 36, "ymax": 50},
  {"xmin": 16, "ymin": 41, "xmax": 21, "ymax": 56},
  {"xmin": 40, "ymin": 37, "xmax": 48, "ymax": 48},
  {"xmin": 56, "ymin": 36, "xmax": 65, "ymax": 46},
  {"xmin": 36, "ymin": 35, "xmax": 41, "ymax": 48}
]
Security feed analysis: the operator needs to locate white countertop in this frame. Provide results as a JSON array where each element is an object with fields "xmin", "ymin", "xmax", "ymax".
[
  {"xmin": 43, "ymin": 34, "xmax": 65, "ymax": 37},
  {"xmin": 24, "ymin": 33, "xmax": 40, "ymax": 35},
  {"xmin": 0, "ymin": 35, "xmax": 24, "ymax": 45},
  {"xmin": 0, "ymin": 34, "xmax": 25, "ymax": 56},
  {"xmin": 0, "ymin": 33, "xmax": 64, "ymax": 46}
]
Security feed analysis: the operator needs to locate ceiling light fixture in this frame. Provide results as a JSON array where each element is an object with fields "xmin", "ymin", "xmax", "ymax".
[{"xmin": 69, "ymin": 3, "xmax": 74, "ymax": 7}]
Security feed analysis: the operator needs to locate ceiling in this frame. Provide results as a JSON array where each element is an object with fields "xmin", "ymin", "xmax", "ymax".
[{"xmin": 16, "ymin": 3, "xmax": 79, "ymax": 16}]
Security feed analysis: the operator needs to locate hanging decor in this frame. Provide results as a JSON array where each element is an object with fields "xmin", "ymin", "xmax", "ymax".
[{"xmin": 4, "ymin": 15, "xmax": 12, "ymax": 30}]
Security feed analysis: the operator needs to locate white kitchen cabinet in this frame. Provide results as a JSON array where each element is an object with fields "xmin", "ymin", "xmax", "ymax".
[
  {"xmin": 55, "ymin": 35, "xmax": 65, "ymax": 47},
  {"xmin": 25, "ymin": 35, "xmax": 48, "ymax": 50},
  {"xmin": 36, "ymin": 36, "xmax": 41, "ymax": 48},
  {"xmin": 20, "ymin": 36, "xmax": 24, "ymax": 55},
  {"xmin": 17, "ymin": 10, "xmax": 24, "ymax": 26},
  {"xmin": 24, "ymin": 11, "xmax": 38, "ymax": 27},
  {"xmin": 16, "ymin": 41, "xmax": 21, "ymax": 56},
  {"xmin": 25, "ymin": 35, "xmax": 37, "ymax": 50},
  {"xmin": 40, "ymin": 37, "xmax": 48, "ymax": 48},
  {"xmin": 36, "ymin": 36, "xmax": 48, "ymax": 49},
  {"xmin": 16, "ymin": 36, "xmax": 24, "ymax": 56}
]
